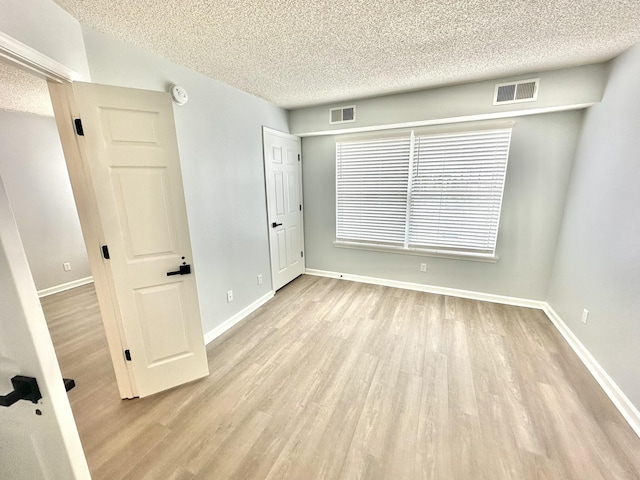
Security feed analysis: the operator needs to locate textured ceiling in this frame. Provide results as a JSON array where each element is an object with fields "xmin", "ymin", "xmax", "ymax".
[
  {"xmin": 52, "ymin": 0, "xmax": 640, "ymax": 108},
  {"xmin": 3, "ymin": 2, "xmax": 640, "ymax": 113},
  {"xmin": 0, "ymin": 61, "xmax": 53, "ymax": 116}
]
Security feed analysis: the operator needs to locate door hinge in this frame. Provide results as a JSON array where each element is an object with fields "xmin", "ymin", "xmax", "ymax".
[
  {"xmin": 298, "ymin": 154, "xmax": 301, "ymax": 162},
  {"xmin": 74, "ymin": 118, "xmax": 84, "ymax": 136},
  {"xmin": 101, "ymin": 245, "xmax": 110, "ymax": 259},
  {"xmin": 299, "ymin": 204, "xmax": 302, "ymax": 211},
  {"xmin": 124, "ymin": 349, "xmax": 132, "ymax": 361},
  {"xmin": 301, "ymin": 251, "xmax": 304, "ymax": 258}
]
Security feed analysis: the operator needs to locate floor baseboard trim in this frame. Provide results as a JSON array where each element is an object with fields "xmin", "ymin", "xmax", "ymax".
[
  {"xmin": 304, "ymin": 269, "xmax": 546, "ymax": 310},
  {"xmin": 542, "ymin": 304, "xmax": 640, "ymax": 438},
  {"xmin": 304, "ymin": 268, "xmax": 640, "ymax": 438},
  {"xmin": 204, "ymin": 290, "xmax": 275, "ymax": 346},
  {"xmin": 37, "ymin": 276, "xmax": 94, "ymax": 298}
]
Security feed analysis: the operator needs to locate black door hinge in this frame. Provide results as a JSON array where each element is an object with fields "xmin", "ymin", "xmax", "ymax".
[
  {"xmin": 301, "ymin": 251, "xmax": 304, "ymax": 258},
  {"xmin": 101, "ymin": 245, "xmax": 110, "ymax": 259},
  {"xmin": 74, "ymin": 118, "xmax": 84, "ymax": 136},
  {"xmin": 299, "ymin": 204, "xmax": 302, "ymax": 211},
  {"xmin": 298, "ymin": 154, "xmax": 301, "ymax": 162},
  {"xmin": 124, "ymin": 350, "xmax": 132, "ymax": 361}
]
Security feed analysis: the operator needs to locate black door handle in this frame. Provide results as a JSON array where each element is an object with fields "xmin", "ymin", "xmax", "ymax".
[
  {"xmin": 0, "ymin": 376, "xmax": 42, "ymax": 407},
  {"xmin": 167, "ymin": 264, "xmax": 191, "ymax": 276},
  {"xmin": 272, "ymin": 222, "xmax": 282, "ymax": 228}
]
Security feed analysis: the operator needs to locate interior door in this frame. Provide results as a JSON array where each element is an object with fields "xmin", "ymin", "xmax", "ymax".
[
  {"xmin": 0, "ymin": 177, "xmax": 90, "ymax": 479},
  {"xmin": 48, "ymin": 81, "xmax": 209, "ymax": 398},
  {"xmin": 263, "ymin": 128, "xmax": 304, "ymax": 291}
]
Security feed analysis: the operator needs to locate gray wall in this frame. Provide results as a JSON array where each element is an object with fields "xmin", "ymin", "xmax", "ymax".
[
  {"xmin": 547, "ymin": 43, "xmax": 640, "ymax": 408},
  {"xmin": 290, "ymin": 64, "xmax": 606, "ymax": 136},
  {"xmin": 82, "ymin": 27, "xmax": 289, "ymax": 335},
  {"xmin": 0, "ymin": 110, "xmax": 91, "ymax": 291},
  {"xmin": 0, "ymin": 0, "xmax": 92, "ymax": 293},
  {"xmin": 302, "ymin": 111, "xmax": 582, "ymax": 300}
]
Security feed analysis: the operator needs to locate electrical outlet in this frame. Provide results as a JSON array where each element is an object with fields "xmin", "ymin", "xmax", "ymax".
[
  {"xmin": 226, "ymin": 290, "xmax": 233, "ymax": 303},
  {"xmin": 420, "ymin": 263, "xmax": 427, "ymax": 273},
  {"xmin": 257, "ymin": 274, "xmax": 263, "ymax": 285},
  {"xmin": 63, "ymin": 262, "xmax": 71, "ymax": 272},
  {"xmin": 581, "ymin": 308, "xmax": 589, "ymax": 324}
]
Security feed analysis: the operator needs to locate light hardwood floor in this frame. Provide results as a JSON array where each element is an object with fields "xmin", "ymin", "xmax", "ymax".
[{"xmin": 41, "ymin": 275, "xmax": 640, "ymax": 479}]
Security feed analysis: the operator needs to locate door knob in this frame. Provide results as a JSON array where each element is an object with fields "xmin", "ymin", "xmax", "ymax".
[
  {"xmin": 167, "ymin": 264, "xmax": 191, "ymax": 276},
  {"xmin": 272, "ymin": 222, "xmax": 282, "ymax": 228}
]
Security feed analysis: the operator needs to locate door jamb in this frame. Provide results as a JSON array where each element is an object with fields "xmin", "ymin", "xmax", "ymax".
[{"xmin": 0, "ymin": 32, "xmax": 92, "ymax": 477}]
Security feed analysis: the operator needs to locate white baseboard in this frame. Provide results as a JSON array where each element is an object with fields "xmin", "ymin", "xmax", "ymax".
[
  {"xmin": 304, "ymin": 268, "xmax": 546, "ymax": 310},
  {"xmin": 204, "ymin": 290, "xmax": 275, "ymax": 345},
  {"xmin": 304, "ymin": 268, "xmax": 640, "ymax": 438},
  {"xmin": 543, "ymin": 304, "xmax": 640, "ymax": 438},
  {"xmin": 37, "ymin": 276, "xmax": 94, "ymax": 298}
]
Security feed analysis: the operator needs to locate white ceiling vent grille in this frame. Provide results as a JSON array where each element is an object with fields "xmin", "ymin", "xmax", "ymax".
[
  {"xmin": 493, "ymin": 78, "xmax": 539, "ymax": 105},
  {"xmin": 329, "ymin": 105, "xmax": 356, "ymax": 124}
]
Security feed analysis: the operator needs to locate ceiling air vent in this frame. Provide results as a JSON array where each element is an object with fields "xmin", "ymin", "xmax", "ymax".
[
  {"xmin": 493, "ymin": 78, "xmax": 539, "ymax": 105},
  {"xmin": 329, "ymin": 105, "xmax": 356, "ymax": 125}
]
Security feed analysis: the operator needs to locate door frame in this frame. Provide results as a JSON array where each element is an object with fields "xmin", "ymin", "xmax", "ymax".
[
  {"xmin": 262, "ymin": 127, "xmax": 305, "ymax": 291},
  {"xmin": 0, "ymin": 33, "xmax": 91, "ymax": 477}
]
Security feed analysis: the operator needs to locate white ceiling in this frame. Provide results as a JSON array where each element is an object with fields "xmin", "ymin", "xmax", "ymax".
[{"xmin": 2, "ymin": 1, "xmax": 640, "ymax": 115}]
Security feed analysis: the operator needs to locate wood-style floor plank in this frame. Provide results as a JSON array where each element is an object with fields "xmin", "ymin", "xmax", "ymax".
[{"xmin": 40, "ymin": 276, "xmax": 640, "ymax": 479}]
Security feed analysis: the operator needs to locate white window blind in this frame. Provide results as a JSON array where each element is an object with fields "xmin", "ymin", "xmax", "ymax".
[
  {"xmin": 409, "ymin": 129, "xmax": 512, "ymax": 255},
  {"xmin": 336, "ymin": 136, "xmax": 411, "ymax": 245},
  {"xmin": 335, "ymin": 128, "xmax": 512, "ymax": 259}
]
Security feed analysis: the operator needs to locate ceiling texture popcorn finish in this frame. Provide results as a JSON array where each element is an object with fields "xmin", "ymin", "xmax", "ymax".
[
  {"xmin": 0, "ymin": 62, "xmax": 53, "ymax": 116},
  {"xmin": 52, "ymin": 0, "xmax": 640, "ymax": 108}
]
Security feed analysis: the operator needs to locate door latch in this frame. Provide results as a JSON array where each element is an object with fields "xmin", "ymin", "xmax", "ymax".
[{"xmin": 167, "ymin": 264, "xmax": 191, "ymax": 276}]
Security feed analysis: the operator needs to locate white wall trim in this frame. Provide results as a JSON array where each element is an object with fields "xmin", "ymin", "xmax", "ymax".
[
  {"xmin": 204, "ymin": 290, "xmax": 275, "ymax": 345},
  {"xmin": 293, "ymin": 103, "xmax": 596, "ymax": 138},
  {"xmin": 305, "ymin": 269, "xmax": 545, "ymax": 309},
  {"xmin": 0, "ymin": 31, "xmax": 83, "ymax": 83},
  {"xmin": 305, "ymin": 269, "xmax": 640, "ymax": 438},
  {"xmin": 37, "ymin": 276, "xmax": 93, "ymax": 298},
  {"xmin": 542, "ymin": 304, "xmax": 640, "ymax": 438}
]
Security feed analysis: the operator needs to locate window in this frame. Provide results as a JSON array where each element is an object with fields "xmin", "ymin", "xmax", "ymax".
[{"xmin": 336, "ymin": 128, "xmax": 512, "ymax": 260}]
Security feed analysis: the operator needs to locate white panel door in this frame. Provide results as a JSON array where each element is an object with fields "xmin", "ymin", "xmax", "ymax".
[
  {"xmin": 50, "ymin": 82, "xmax": 209, "ymax": 398},
  {"xmin": 0, "ymin": 177, "xmax": 90, "ymax": 479},
  {"xmin": 263, "ymin": 128, "xmax": 304, "ymax": 290}
]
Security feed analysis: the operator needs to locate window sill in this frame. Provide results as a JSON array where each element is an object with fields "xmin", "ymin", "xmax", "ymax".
[{"xmin": 333, "ymin": 241, "xmax": 499, "ymax": 263}]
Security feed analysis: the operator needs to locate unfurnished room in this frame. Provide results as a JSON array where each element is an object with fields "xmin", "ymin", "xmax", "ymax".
[{"xmin": 1, "ymin": 1, "xmax": 639, "ymax": 479}]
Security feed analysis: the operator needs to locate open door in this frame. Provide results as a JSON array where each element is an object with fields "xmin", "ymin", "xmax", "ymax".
[
  {"xmin": 48, "ymin": 81, "xmax": 209, "ymax": 398},
  {"xmin": 263, "ymin": 128, "xmax": 305, "ymax": 291},
  {"xmin": 0, "ymin": 177, "xmax": 90, "ymax": 479}
]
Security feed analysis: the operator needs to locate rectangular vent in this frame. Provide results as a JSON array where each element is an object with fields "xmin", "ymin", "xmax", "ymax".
[
  {"xmin": 493, "ymin": 79, "xmax": 539, "ymax": 105},
  {"xmin": 329, "ymin": 105, "xmax": 356, "ymax": 125}
]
